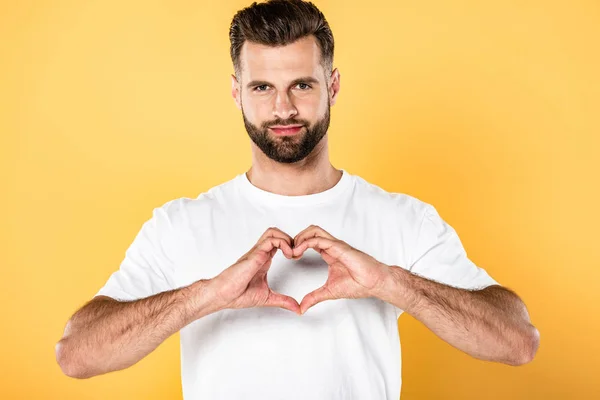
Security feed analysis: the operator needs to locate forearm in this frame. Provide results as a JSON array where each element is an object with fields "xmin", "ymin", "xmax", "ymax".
[
  {"xmin": 375, "ymin": 266, "xmax": 539, "ymax": 366},
  {"xmin": 56, "ymin": 279, "xmax": 219, "ymax": 378}
]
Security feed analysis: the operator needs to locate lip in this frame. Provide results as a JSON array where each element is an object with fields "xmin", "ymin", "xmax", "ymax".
[{"xmin": 269, "ymin": 125, "xmax": 303, "ymax": 135}]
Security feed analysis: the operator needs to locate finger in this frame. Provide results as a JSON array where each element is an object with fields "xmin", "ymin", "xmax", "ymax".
[
  {"xmin": 238, "ymin": 228, "xmax": 293, "ymax": 263},
  {"xmin": 240, "ymin": 238, "xmax": 293, "ymax": 282},
  {"xmin": 239, "ymin": 228, "xmax": 292, "ymax": 261},
  {"xmin": 292, "ymin": 236, "xmax": 341, "ymax": 258},
  {"xmin": 294, "ymin": 225, "xmax": 337, "ymax": 248},
  {"xmin": 266, "ymin": 290, "xmax": 301, "ymax": 315},
  {"xmin": 258, "ymin": 227, "xmax": 294, "ymax": 248},
  {"xmin": 257, "ymin": 236, "xmax": 294, "ymax": 260},
  {"xmin": 268, "ymin": 247, "xmax": 277, "ymax": 259},
  {"xmin": 299, "ymin": 285, "xmax": 335, "ymax": 314},
  {"xmin": 267, "ymin": 229, "xmax": 295, "ymax": 259},
  {"xmin": 292, "ymin": 225, "xmax": 314, "ymax": 245}
]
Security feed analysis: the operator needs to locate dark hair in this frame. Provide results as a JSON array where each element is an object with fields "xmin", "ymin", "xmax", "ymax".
[{"xmin": 229, "ymin": 0, "xmax": 334, "ymax": 81}]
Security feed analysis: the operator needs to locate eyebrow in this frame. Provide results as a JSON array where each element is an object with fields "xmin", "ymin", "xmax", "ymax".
[{"xmin": 245, "ymin": 76, "xmax": 320, "ymax": 89}]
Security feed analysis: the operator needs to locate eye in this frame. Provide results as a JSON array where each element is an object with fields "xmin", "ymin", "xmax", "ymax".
[
  {"xmin": 254, "ymin": 84, "xmax": 269, "ymax": 92},
  {"xmin": 296, "ymin": 83, "xmax": 312, "ymax": 90}
]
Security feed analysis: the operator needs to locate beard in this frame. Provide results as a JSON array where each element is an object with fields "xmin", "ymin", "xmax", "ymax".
[{"xmin": 242, "ymin": 101, "xmax": 331, "ymax": 164}]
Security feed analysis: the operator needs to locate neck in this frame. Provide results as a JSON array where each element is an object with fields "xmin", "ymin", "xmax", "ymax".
[{"xmin": 246, "ymin": 137, "xmax": 341, "ymax": 196}]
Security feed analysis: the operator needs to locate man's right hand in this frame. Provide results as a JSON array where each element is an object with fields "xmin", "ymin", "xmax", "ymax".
[{"xmin": 210, "ymin": 227, "xmax": 301, "ymax": 315}]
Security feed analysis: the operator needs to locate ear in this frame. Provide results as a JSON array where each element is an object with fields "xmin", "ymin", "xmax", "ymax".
[
  {"xmin": 231, "ymin": 74, "xmax": 242, "ymax": 110},
  {"xmin": 328, "ymin": 68, "xmax": 341, "ymax": 106}
]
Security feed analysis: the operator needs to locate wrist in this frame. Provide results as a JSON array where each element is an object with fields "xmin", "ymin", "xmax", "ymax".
[
  {"xmin": 182, "ymin": 278, "xmax": 223, "ymax": 321},
  {"xmin": 376, "ymin": 265, "xmax": 419, "ymax": 312}
]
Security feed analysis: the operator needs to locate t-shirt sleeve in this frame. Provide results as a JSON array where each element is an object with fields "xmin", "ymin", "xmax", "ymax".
[
  {"xmin": 94, "ymin": 200, "xmax": 182, "ymax": 301},
  {"xmin": 406, "ymin": 204, "xmax": 500, "ymax": 291}
]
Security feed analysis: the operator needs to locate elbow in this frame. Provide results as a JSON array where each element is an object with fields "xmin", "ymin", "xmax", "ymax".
[
  {"xmin": 55, "ymin": 338, "xmax": 93, "ymax": 379},
  {"xmin": 509, "ymin": 323, "xmax": 540, "ymax": 366}
]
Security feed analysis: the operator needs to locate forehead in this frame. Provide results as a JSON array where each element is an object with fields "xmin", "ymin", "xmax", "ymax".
[{"xmin": 239, "ymin": 35, "xmax": 323, "ymax": 81}]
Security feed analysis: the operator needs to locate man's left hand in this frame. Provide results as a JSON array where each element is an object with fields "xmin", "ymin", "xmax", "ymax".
[{"xmin": 292, "ymin": 225, "xmax": 390, "ymax": 314}]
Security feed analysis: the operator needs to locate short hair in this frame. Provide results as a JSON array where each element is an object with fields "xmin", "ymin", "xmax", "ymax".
[{"xmin": 229, "ymin": 0, "xmax": 334, "ymax": 80}]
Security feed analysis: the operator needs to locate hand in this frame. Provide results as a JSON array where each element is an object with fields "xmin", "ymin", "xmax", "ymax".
[
  {"xmin": 292, "ymin": 225, "xmax": 391, "ymax": 314},
  {"xmin": 211, "ymin": 227, "xmax": 301, "ymax": 315}
]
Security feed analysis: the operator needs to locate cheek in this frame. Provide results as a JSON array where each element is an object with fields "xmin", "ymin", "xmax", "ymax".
[
  {"xmin": 295, "ymin": 96, "xmax": 323, "ymax": 117},
  {"xmin": 241, "ymin": 96, "xmax": 264, "ymax": 119},
  {"xmin": 243, "ymin": 103, "xmax": 276, "ymax": 129}
]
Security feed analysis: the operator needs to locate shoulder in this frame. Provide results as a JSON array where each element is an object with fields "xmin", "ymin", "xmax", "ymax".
[
  {"xmin": 150, "ymin": 175, "xmax": 239, "ymax": 230},
  {"xmin": 351, "ymin": 173, "xmax": 433, "ymax": 225}
]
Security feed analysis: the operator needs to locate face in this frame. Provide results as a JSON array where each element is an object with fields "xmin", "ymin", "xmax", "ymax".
[{"xmin": 231, "ymin": 35, "xmax": 340, "ymax": 164}]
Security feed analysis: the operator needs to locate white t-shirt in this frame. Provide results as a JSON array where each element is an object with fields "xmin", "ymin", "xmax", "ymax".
[{"xmin": 95, "ymin": 169, "xmax": 499, "ymax": 399}]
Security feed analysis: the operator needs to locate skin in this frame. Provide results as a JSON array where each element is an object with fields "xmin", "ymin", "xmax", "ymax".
[
  {"xmin": 56, "ymin": 34, "xmax": 538, "ymax": 380},
  {"xmin": 229, "ymin": 34, "xmax": 540, "ymax": 365},
  {"xmin": 290, "ymin": 225, "xmax": 540, "ymax": 366},
  {"xmin": 231, "ymin": 35, "xmax": 343, "ymax": 196}
]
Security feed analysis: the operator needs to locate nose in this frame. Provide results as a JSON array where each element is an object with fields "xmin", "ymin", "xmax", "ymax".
[{"xmin": 272, "ymin": 91, "xmax": 298, "ymax": 120}]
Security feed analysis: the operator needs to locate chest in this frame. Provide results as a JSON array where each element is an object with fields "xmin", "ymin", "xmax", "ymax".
[{"xmin": 173, "ymin": 205, "xmax": 408, "ymax": 302}]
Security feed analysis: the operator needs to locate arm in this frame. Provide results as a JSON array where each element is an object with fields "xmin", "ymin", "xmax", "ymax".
[
  {"xmin": 376, "ymin": 266, "xmax": 540, "ymax": 366},
  {"xmin": 55, "ymin": 279, "xmax": 219, "ymax": 379}
]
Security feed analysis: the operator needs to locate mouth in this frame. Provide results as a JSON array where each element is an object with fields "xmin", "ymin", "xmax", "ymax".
[{"xmin": 269, "ymin": 125, "xmax": 304, "ymax": 136}]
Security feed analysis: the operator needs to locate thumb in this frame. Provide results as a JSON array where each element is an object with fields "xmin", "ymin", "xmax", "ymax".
[
  {"xmin": 265, "ymin": 290, "xmax": 301, "ymax": 315},
  {"xmin": 299, "ymin": 285, "xmax": 334, "ymax": 315}
]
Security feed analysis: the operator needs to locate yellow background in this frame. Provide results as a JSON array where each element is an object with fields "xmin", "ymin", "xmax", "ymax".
[{"xmin": 2, "ymin": 1, "xmax": 598, "ymax": 399}]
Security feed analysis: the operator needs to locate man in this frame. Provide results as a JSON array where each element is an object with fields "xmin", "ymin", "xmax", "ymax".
[{"xmin": 55, "ymin": 0, "xmax": 539, "ymax": 398}]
